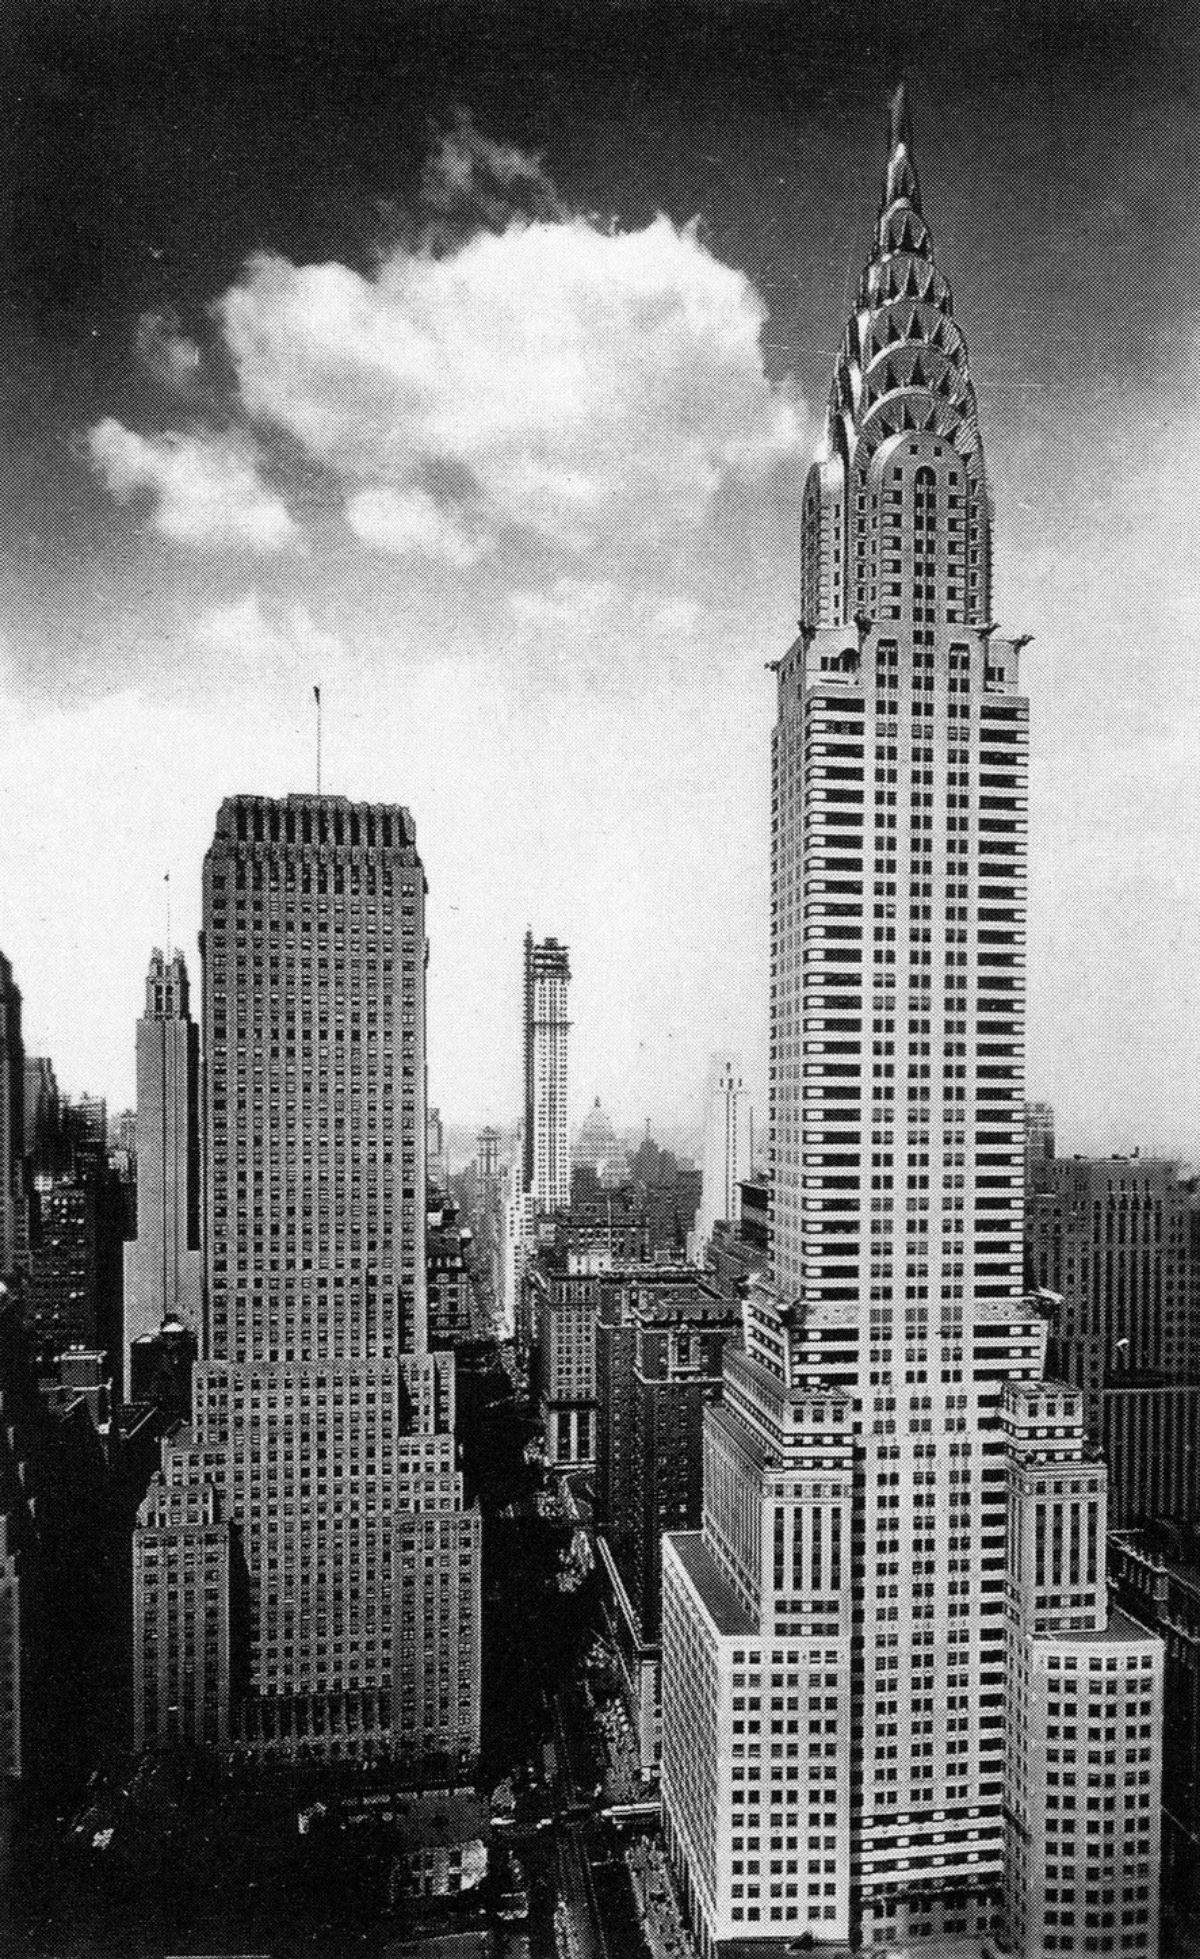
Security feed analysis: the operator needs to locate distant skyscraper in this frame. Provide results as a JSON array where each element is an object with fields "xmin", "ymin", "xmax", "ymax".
[
  {"xmin": 22, "ymin": 1057, "xmax": 60, "ymax": 1170},
  {"xmin": 660, "ymin": 88, "xmax": 1161, "ymax": 1958},
  {"xmin": 476, "ymin": 1125, "xmax": 501, "ymax": 1184},
  {"xmin": 1023, "ymin": 1098, "xmax": 1055, "ymax": 1199},
  {"xmin": 134, "ymin": 794, "xmax": 479, "ymax": 1769},
  {"xmin": 692, "ymin": 1054, "xmax": 752, "ymax": 1263},
  {"xmin": 522, "ymin": 932, "xmax": 571, "ymax": 1213},
  {"xmin": 426, "ymin": 1105, "xmax": 447, "ymax": 1191},
  {"xmin": 0, "ymin": 955, "xmax": 26, "ymax": 1281},
  {"xmin": 123, "ymin": 949, "xmax": 202, "ymax": 1399}
]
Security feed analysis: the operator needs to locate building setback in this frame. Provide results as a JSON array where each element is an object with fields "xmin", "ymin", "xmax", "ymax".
[
  {"xmin": 659, "ymin": 89, "xmax": 1162, "ymax": 1959},
  {"xmin": 133, "ymin": 794, "xmax": 480, "ymax": 1770},
  {"xmin": 123, "ymin": 949, "xmax": 202, "ymax": 1400},
  {"xmin": 522, "ymin": 933, "xmax": 571, "ymax": 1214}
]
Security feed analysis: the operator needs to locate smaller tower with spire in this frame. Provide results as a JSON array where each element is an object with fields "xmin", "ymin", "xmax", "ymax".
[{"xmin": 123, "ymin": 948, "xmax": 202, "ymax": 1400}]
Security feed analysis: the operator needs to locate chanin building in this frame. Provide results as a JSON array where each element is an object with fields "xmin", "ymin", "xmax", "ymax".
[{"xmin": 133, "ymin": 795, "xmax": 480, "ymax": 1772}]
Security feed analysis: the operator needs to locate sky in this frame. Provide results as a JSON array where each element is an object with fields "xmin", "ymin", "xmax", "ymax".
[{"xmin": 2, "ymin": 0, "xmax": 1200, "ymax": 1154}]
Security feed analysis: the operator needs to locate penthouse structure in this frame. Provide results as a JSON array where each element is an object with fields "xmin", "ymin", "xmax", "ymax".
[
  {"xmin": 133, "ymin": 794, "xmax": 480, "ymax": 1771},
  {"xmin": 659, "ymin": 88, "xmax": 1162, "ymax": 1958}
]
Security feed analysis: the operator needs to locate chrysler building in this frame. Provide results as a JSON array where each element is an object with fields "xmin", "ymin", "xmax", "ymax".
[{"xmin": 660, "ymin": 88, "xmax": 1163, "ymax": 1958}]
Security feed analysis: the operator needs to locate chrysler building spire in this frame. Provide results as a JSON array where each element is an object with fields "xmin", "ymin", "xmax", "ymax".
[
  {"xmin": 806, "ymin": 83, "xmax": 990, "ymax": 633},
  {"xmin": 883, "ymin": 78, "xmax": 921, "ymax": 214}
]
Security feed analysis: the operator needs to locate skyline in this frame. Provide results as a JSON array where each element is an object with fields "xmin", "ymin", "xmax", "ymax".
[{"xmin": 3, "ymin": 2, "xmax": 1200, "ymax": 1151}]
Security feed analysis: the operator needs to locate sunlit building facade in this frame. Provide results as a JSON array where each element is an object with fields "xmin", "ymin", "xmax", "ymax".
[{"xmin": 660, "ymin": 89, "xmax": 1162, "ymax": 1958}]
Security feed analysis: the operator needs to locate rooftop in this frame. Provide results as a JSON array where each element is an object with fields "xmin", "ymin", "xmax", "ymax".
[{"xmin": 667, "ymin": 1530, "xmax": 755, "ymax": 1638}]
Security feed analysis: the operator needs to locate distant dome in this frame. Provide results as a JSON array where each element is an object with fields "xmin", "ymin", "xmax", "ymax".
[{"xmin": 574, "ymin": 1097, "xmax": 624, "ymax": 1184}]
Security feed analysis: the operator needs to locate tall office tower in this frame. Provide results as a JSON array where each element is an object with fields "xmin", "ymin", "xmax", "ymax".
[
  {"xmin": 0, "ymin": 955, "xmax": 26, "ymax": 1281},
  {"xmin": 692, "ymin": 1054, "xmax": 753, "ymax": 1263},
  {"xmin": 522, "ymin": 932, "xmax": 571, "ymax": 1213},
  {"xmin": 133, "ymin": 795, "xmax": 480, "ymax": 1770},
  {"xmin": 660, "ymin": 90, "xmax": 1162, "ymax": 1958},
  {"xmin": 123, "ymin": 949, "xmax": 202, "ymax": 1399}
]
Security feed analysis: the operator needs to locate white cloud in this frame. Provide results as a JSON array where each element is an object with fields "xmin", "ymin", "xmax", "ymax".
[
  {"xmin": 421, "ymin": 109, "xmax": 568, "ymax": 226},
  {"xmin": 135, "ymin": 309, "xmax": 204, "ymax": 395},
  {"xmin": 89, "ymin": 419, "xmax": 298, "ymax": 552},
  {"xmin": 193, "ymin": 592, "xmax": 344, "ymax": 683},
  {"xmin": 216, "ymin": 211, "xmax": 807, "ymax": 560},
  {"xmin": 346, "ymin": 485, "xmax": 490, "ymax": 565}
]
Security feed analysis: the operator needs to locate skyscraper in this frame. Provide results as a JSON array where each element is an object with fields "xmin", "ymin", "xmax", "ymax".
[
  {"xmin": 522, "ymin": 932, "xmax": 571, "ymax": 1213},
  {"xmin": 660, "ymin": 89, "xmax": 1162, "ymax": 1958},
  {"xmin": 692, "ymin": 1054, "xmax": 753, "ymax": 1264},
  {"xmin": 134, "ymin": 795, "xmax": 480, "ymax": 1769},
  {"xmin": 0, "ymin": 954, "xmax": 26, "ymax": 1282},
  {"xmin": 123, "ymin": 949, "xmax": 202, "ymax": 1399}
]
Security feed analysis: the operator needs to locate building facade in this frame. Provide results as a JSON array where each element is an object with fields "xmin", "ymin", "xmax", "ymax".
[
  {"xmin": 123, "ymin": 949, "xmax": 203, "ymax": 1399},
  {"xmin": 1029, "ymin": 1156, "xmax": 1200, "ymax": 1524},
  {"xmin": 1030, "ymin": 1156, "xmax": 1197, "ymax": 1414},
  {"xmin": 595, "ymin": 1274, "xmax": 740, "ymax": 1774},
  {"xmin": 133, "ymin": 794, "xmax": 480, "ymax": 1771},
  {"xmin": 1023, "ymin": 1101, "xmax": 1055, "ymax": 1202},
  {"xmin": 659, "ymin": 89, "xmax": 1162, "ymax": 1959},
  {"xmin": 0, "ymin": 954, "xmax": 26, "ymax": 1283},
  {"xmin": 528, "ymin": 1261, "xmax": 602, "ymax": 1470},
  {"xmin": 23, "ymin": 1056, "xmax": 61, "ymax": 1172},
  {"xmin": 522, "ymin": 933, "xmax": 571, "ymax": 1214},
  {"xmin": 1109, "ymin": 1527, "xmax": 1200, "ymax": 1897},
  {"xmin": 692, "ymin": 1055, "xmax": 753, "ymax": 1264}
]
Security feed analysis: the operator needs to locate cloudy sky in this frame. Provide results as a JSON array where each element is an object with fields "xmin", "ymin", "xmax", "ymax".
[{"xmin": 2, "ymin": 0, "xmax": 1200, "ymax": 1154}]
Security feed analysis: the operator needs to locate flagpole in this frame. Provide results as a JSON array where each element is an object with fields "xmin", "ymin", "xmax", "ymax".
[
  {"xmin": 165, "ymin": 871, "xmax": 172, "ymax": 960},
  {"xmin": 314, "ymin": 684, "xmax": 322, "ymax": 795}
]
